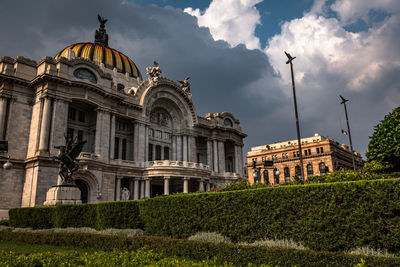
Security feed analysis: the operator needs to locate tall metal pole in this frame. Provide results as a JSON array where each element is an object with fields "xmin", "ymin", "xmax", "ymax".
[
  {"xmin": 285, "ymin": 52, "xmax": 304, "ymax": 180},
  {"xmin": 340, "ymin": 95, "xmax": 356, "ymax": 170}
]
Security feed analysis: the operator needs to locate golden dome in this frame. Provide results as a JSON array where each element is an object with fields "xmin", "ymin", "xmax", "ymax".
[{"xmin": 55, "ymin": 42, "xmax": 141, "ymax": 79}]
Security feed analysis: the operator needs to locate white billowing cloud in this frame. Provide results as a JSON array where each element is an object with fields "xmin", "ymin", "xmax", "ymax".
[
  {"xmin": 331, "ymin": 0, "xmax": 400, "ymax": 24},
  {"xmin": 265, "ymin": 12, "xmax": 400, "ymax": 96},
  {"xmin": 184, "ymin": 0, "xmax": 262, "ymax": 50}
]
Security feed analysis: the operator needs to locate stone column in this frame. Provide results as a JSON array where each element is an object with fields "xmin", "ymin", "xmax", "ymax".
[
  {"xmin": 145, "ymin": 178, "xmax": 151, "ymax": 198},
  {"xmin": 145, "ymin": 125, "xmax": 149, "ymax": 161},
  {"xmin": 189, "ymin": 136, "xmax": 197, "ymax": 163},
  {"xmin": 183, "ymin": 135, "xmax": 188, "ymax": 161},
  {"xmin": 38, "ymin": 97, "xmax": 52, "ymax": 151},
  {"xmin": 115, "ymin": 177, "xmax": 121, "ymax": 201},
  {"xmin": 172, "ymin": 136, "xmax": 177, "ymax": 160},
  {"xmin": 199, "ymin": 179, "xmax": 204, "ymax": 192},
  {"xmin": 207, "ymin": 140, "xmax": 213, "ymax": 170},
  {"xmin": 218, "ymin": 141, "xmax": 225, "ymax": 173},
  {"xmin": 164, "ymin": 176, "xmax": 170, "ymax": 195},
  {"xmin": 183, "ymin": 177, "xmax": 189, "ymax": 193},
  {"xmin": 206, "ymin": 181, "xmax": 211, "ymax": 191},
  {"xmin": 213, "ymin": 140, "xmax": 219, "ymax": 172},
  {"xmin": 177, "ymin": 135, "xmax": 182, "ymax": 161},
  {"xmin": 134, "ymin": 179, "xmax": 139, "ymax": 200},
  {"xmin": 110, "ymin": 114, "xmax": 116, "ymax": 159},
  {"xmin": 137, "ymin": 123, "xmax": 146, "ymax": 162},
  {"xmin": 140, "ymin": 179, "xmax": 145, "ymax": 199},
  {"xmin": 133, "ymin": 123, "xmax": 139, "ymax": 161},
  {"xmin": 0, "ymin": 97, "xmax": 8, "ymax": 140},
  {"xmin": 95, "ymin": 110, "xmax": 103, "ymax": 155},
  {"xmin": 234, "ymin": 145, "xmax": 240, "ymax": 174}
]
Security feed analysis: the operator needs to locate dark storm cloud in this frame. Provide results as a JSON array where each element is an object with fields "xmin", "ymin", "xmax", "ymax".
[{"xmin": 0, "ymin": 0, "xmax": 290, "ymax": 155}]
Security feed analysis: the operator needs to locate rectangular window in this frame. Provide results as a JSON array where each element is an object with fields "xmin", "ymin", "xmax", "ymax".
[
  {"xmin": 78, "ymin": 111, "xmax": 85, "ymax": 122},
  {"xmin": 114, "ymin": 137, "xmax": 120, "ymax": 159},
  {"xmin": 77, "ymin": 130, "xmax": 83, "ymax": 143},
  {"xmin": 320, "ymin": 147, "xmax": 324, "ymax": 153},
  {"xmin": 148, "ymin": 128, "xmax": 154, "ymax": 137},
  {"xmin": 122, "ymin": 139, "xmax": 127, "ymax": 160},
  {"xmin": 317, "ymin": 147, "xmax": 320, "ymax": 154},
  {"xmin": 262, "ymin": 157, "xmax": 265, "ymax": 161},
  {"xmin": 308, "ymin": 149, "xmax": 311, "ymax": 155},
  {"xmin": 155, "ymin": 130, "xmax": 162, "ymax": 138},
  {"xmin": 67, "ymin": 128, "xmax": 74, "ymax": 142},
  {"xmin": 68, "ymin": 107, "xmax": 76, "ymax": 120},
  {"xmin": 148, "ymin": 144, "xmax": 153, "ymax": 161},
  {"xmin": 293, "ymin": 152, "xmax": 296, "ymax": 157}
]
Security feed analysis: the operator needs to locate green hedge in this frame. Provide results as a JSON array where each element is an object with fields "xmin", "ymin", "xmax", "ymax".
[
  {"xmin": 9, "ymin": 179, "xmax": 400, "ymax": 253},
  {"xmin": 9, "ymin": 201, "xmax": 142, "ymax": 230},
  {"xmin": 1, "ymin": 230, "xmax": 399, "ymax": 266}
]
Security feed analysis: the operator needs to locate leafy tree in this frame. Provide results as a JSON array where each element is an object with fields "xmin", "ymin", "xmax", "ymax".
[{"xmin": 366, "ymin": 107, "xmax": 400, "ymax": 171}]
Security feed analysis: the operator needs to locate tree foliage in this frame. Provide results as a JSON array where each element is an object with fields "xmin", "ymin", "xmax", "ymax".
[{"xmin": 366, "ymin": 106, "xmax": 400, "ymax": 171}]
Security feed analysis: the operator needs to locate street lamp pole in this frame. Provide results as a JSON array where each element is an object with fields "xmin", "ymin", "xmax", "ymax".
[
  {"xmin": 285, "ymin": 51, "xmax": 304, "ymax": 180},
  {"xmin": 340, "ymin": 95, "xmax": 356, "ymax": 170}
]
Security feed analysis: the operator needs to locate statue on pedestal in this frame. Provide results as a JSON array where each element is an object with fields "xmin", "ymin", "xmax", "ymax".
[{"xmin": 55, "ymin": 136, "xmax": 86, "ymax": 185}]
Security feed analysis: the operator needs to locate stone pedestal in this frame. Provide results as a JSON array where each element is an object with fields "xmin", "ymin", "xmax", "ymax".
[{"xmin": 43, "ymin": 185, "xmax": 82, "ymax": 206}]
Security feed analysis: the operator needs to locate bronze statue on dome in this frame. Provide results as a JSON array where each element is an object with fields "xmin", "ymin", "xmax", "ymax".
[{"xmin": 95, "ymin": 14, "xmax": 109, "ymax": 47}]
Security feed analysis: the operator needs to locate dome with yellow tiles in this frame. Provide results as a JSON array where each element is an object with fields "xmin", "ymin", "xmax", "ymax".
[{"xmin": 55, "ymin": 15, "xmax": 141, "ymax": 79}]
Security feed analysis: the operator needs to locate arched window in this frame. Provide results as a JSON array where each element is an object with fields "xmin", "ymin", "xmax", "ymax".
[
  {"xmin": 223, "ymin": 118, "xmax": 233, "ymax": 127},
  {"xmin": 284, "ymin": 167, "xmax": 290, "ymax": 183},
  {"xmin": 263, "ymin": 170, "xmax": 269, "ymax": 184},
  {"xmin": 274, "ymin": 168, "xmax": 280, "ymax": 184},
  {"xmin": 295, "ymin": 165, "xmax": 301, "ymax": 177},
  {"xmin": 319, "ymin": 162, "xmax": 326, "ymax": 175},
  {"xmin": 307, "ymin": 164, "xmax": 313, "ymax": 177}
]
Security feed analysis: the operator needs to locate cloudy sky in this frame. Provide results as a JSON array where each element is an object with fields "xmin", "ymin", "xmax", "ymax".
[{"xmin": 1, "ymin": 0, "xmax": 399, "ymax": 158}]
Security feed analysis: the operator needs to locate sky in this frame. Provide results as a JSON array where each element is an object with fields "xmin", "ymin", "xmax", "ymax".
[{"xmin": 0, "ymin": 0, "xmax": 399, "ymax": 159}]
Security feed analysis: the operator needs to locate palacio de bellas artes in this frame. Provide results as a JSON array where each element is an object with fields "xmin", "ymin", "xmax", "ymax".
[{"xmin": 0, "ymin": 17, "xmax": 246, "ymax": 218}]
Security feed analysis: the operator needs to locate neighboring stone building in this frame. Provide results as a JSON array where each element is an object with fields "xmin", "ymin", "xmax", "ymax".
[
  {"xmin": 0, "ymin": 18, "xmax": 246, "ymax": 218},
  {"xmin": 247, "ymin": 134, "xmax": 364, "ymax": 184}
]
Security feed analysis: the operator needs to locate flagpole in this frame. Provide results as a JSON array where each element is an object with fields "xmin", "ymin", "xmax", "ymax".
[{"xmin": 340, "ymin": 95, "xmax": 356, "ymax": 170}]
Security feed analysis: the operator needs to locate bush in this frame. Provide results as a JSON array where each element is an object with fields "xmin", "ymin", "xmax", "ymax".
[
  {"xmin": 1, "ymin": 230, "xmax": 400, "ymax": 266},
  {"xmin": 0, "ymin": 220, "xmax": 9, "ymax": 226},
  {"xmin": 9, "ymin": 179, "xmax": 400, "ymax": 253},
  {"xmin": 9, "ymin": 201, "xmax": 143, "ymax": 230},
  {"xmin": 139, "ymin": 179, "xmax": 400, "ymax": 252}
]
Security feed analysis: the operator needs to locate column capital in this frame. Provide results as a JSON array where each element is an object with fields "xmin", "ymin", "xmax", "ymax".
[
  {"xmin": 164, "ymin": 176, "xmax": 171, "ymax": 180},
  {"xmin": 183, "ymin": 177, "xmax": 190, "ymax": 181}
]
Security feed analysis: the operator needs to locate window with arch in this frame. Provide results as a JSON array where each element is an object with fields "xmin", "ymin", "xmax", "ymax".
[
  {"xmin": 284, "ymin": 167, "xmax": 290, "ymax": 183},
  {"xmin": 295, "ymin": 165, "xmax": 301, "ymax": 177},
  {"xmin": 319, "ymin": 162, "xmax": 326, "ymax": 175},
  {"xmin": 73, "ymin": 68, "xmax": 97, "ymax": 84},
  {"xmin": 223, "ymin": 118, "xmax": 233, "ymax": 127},
  {"xmin": 263, "ymin": 170, "xmax": 269, "ymax": 184},
  {"xmin": 307, "ymin": 164, "xmax": 314, "ymax": 177},
  {"xmin": 274, "ymin": 168, "xmax": 280, "ymax": 184}
]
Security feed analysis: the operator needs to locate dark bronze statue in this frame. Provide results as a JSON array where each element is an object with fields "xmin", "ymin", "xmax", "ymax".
[
  {"xmin": 95, "ymin": 14, "xmax": 109, "ymax": 47},
  {"xmin": 55, "ymin": 136, "xmax": 86, "ymax": 185}
]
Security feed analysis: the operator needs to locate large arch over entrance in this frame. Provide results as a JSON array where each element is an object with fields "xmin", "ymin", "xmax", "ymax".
[
  {"xmin": 74, "ymin": 179, "xmax": 89, "ymax": 203},
  {"xmin": 72, "ymin": 170, "xmax": 100, "ymax": 203}
]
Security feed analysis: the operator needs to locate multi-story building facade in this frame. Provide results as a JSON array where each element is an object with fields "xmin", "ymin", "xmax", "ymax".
[
  {"xmin": 247, "ymin": 134, "xmax": 364, "ymax": 184},
  {"xmin": 0, "ymin": 19, "xmax": 246, "ymax": 218}
]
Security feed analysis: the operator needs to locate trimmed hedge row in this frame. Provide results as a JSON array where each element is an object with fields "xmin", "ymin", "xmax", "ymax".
[
  {"xmin": 9, "ymin": 201, "xmax": 143, "ymax": 230},
  {"xmin": 9, "ymin": 179, "xmax": 400, "ymax": 252},
  {"xmin": 1, "ymin": 230, "xmax": 399, "ymax": 266}
]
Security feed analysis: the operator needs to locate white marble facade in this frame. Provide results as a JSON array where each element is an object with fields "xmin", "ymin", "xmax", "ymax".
[{"xmin": 0, "ymin": 27, "xmax": 246, "ymax": 217}]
